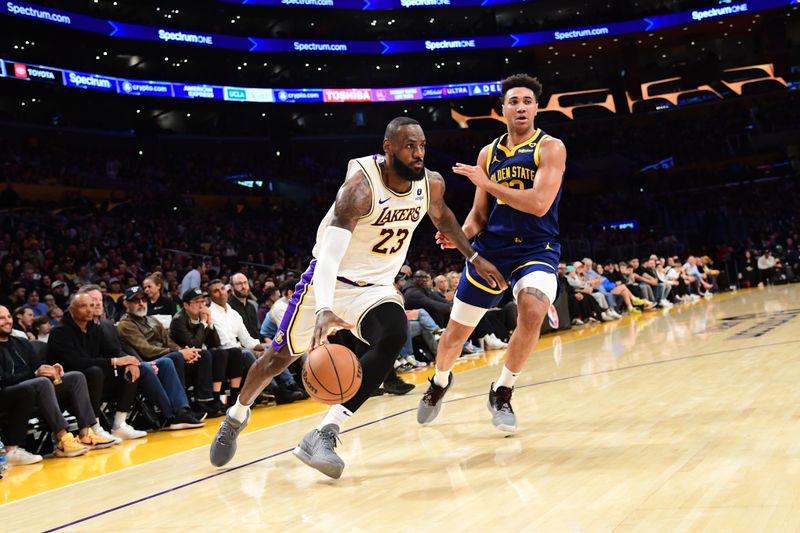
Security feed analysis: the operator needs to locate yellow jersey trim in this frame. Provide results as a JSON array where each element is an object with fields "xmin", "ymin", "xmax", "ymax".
[
  {"xmin": 534, "ymin": 134, "xmax": 551, "ymax": 167},
  {"xmin": 465, "ymin": 264, "xmax": 504, "ymax": 295},
  {"xmin": 355, "ymin": 160, "xmax": 376, "ymax": 219},
  {"xmin": 495, "ymin": 129, "xmax": 541, "ymax": 158},
  {"xmin": 510, "ymin": 260, "xmax": 556, "ymax": 276}
]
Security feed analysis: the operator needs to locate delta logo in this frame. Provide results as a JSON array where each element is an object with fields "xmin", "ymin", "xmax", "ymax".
[{"xmin": 323, "ymin": 88, "xmax": 372, "ymax": 103}]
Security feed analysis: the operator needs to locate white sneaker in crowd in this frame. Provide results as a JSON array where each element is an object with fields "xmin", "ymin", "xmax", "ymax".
[
  {"xmin": 112, "ymin": 422, "xmax": 148, "ymax": 440},
  {"xmin": 659, "ymin": 299, "xmax": 673, "ymax": 308},
  {"xmin": 94, "ymin": 426, "xmax": 122, "ymax": 445},
  {"xmin": 6, "ymin": 447, "xmax": 43, "ymax": 466}
]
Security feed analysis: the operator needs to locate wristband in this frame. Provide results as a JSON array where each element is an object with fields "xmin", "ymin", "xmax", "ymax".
[{"xmin": 468, "ymin": 251, "xmax": 479, "ymax": 263}]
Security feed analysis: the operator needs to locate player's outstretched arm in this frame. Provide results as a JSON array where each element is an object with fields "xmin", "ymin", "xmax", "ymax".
[
  {"xmin": 435, "ymin": 145, "xmax": 492, "ymax": 249},
  {"xmin": 310, "ymin": 172, "xmax": 372, "ymax": 349},
  {"xmin": 453, "ymin": 137, "xmax": 566, "ymax": 217},
  {"xmin": 428, "ymin": 172, "xmax": 507, "ymax": 291}
]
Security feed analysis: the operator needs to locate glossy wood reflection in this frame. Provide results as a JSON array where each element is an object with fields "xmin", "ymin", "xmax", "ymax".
[{"xmin": 2, "ymin": 285, "xmax": 800, "ymax": 532}]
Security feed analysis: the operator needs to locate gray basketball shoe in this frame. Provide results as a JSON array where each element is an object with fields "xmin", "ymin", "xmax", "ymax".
[
  {"xmin": 416, "ymin": 372, "xmax": 454, "ymax": 425},
  {"xmin": 487, "ymin": 383, "xmax": 517, "ymax": 432},
  {"xmin": 209, "ymin": 408, "xmax": 251, "ymax": 467},
  {"xmin": 293, "ymin": 424, "xmax": 345, "ymax": 479}
]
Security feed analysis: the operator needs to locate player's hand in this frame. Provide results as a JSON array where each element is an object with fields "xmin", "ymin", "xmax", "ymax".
[
  {"xmin": 472, "ymin": 256, "xmax": 508, "ymax": 291},
  {"xmin": 435, "ymin": 230, "xmax": 456, "ymax": 250},
  {"xmin": 311, "ymin": 309, "xmax": 354, "ymax": 350},
  {"xmin": 452, "ymin": 163, "xmax": 491, "ymax": 190}
]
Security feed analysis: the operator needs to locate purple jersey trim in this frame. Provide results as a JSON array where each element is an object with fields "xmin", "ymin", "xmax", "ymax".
[{"xmin": 271, "ymin": 260, "xmax": 316, "ymax": 353}]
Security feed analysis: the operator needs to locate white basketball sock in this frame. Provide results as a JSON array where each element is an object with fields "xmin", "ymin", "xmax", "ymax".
[
  {"xmin": 229, "ymin": 399, "xmax": 251, "ymax": 423},
  {"xmin": 317, "ymin": 404, "xmax": 353, "ymax": 431},
  {"xmin": 493, "ymin": 366, "xmax": 520, "ymax": 390},
  {"xmin": 112, "ymin": 411, "xmax": 128, "ymax": 430},
  {"xmin": 433, "ymin": 369, "xmax": 451, "ymax": 388}
]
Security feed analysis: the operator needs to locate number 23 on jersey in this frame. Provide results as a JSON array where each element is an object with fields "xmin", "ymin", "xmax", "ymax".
[{"xmin": 371, "ymin": 228, "xmax": 409, "ymax": 255}]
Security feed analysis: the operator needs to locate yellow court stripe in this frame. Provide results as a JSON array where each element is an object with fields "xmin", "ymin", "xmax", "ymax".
[{"xmin": 465, "ymin": 265, "xmax": 505, "ymax": 294}]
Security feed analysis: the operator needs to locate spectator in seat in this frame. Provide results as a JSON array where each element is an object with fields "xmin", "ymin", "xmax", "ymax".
[
  {"xmin": 630, "ymin": 258, "xmax": 660, "ymax": 306},
  {"xmin": 51, "ymin": 280, "xmax": 69, "ymax": 310},
  {"xmin": 117, "ymin": 287, "xmax": 206, "ymax": 429},
  {"xmin": 47, "ymin": 293, "xmax": 146, "ymax": 441},
  {"xmin": 209, "ymin": 279, "xmax": 305, "ymax": 404},
  {"xmin": 0, "ymin": 305, "xmax": 115, "ymax": 465},
  {"xmin": 566, "ymin": 261, "xmax": 616, "ymax": 322},
  {"xmin": 4, "ymin": 282, "xmax": 26, "ymax": 310},
  {"xmin": 433, "ymin": 275, "xmax": 452, "ymax": 302},
  {"xmin": 582, "ymin": 258, "xmax": 621, "ymax": 317},
  {"xmin": 404, "ymin": 270, "xmax": 505, "ymax": 350},
  {"xmin": 13, "ymin": 306, "xmax": 35, "ymax": 340},
  {"xmin": 684, "ymin": 256, "xmax": 713, "ymax": 296},
  {"xmin": 24, "ymin": 289, "xmax": 48, "ymax": 317},
  {"xmin": 228, "ymin": 273, "xmax": 260, "ymax": 340},
  {"xmin": 595, "ymin": 264, "xmax": 639, "ymax": 314},
  {"xmin": 81, "ymin": 284, "xmax": 204, "ymax": 431},
  {"xmin": 170, "ymin": 288, "xmax": 243, "ymax": 415},
  {"xmin": 46, "ymin": 305, "xmax": 64, "ymax": 327},
  {"xmin": 562, "ymin": 264, "xmax": 605, "ymax": 324},
  {"xmin": 180, "ymin": 259, "xmax": 209, "ymax": 296},
  {"xmin": 402, "ymin": 271, "xmax": 452, "ymax": 328},
  {"xmin": 32, "ymin": 316, "xmax": 52, "ymax": 341},
  {"xmin": 143, "ymin": 273, "xmax": 177, "ymax": 319},
  {"xmin": 738, "ymin": 249, "xmax": 759, "ymax": 288}
]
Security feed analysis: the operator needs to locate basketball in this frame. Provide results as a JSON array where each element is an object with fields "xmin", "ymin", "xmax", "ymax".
[{"xmin": 302, "ymin": 343, "xmax": 363, "ymax": 405}]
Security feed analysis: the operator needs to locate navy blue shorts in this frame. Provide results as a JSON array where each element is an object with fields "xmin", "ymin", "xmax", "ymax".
[{"xmin": 455, "ymin": 235, "xmax": 560, "ymax": 309}]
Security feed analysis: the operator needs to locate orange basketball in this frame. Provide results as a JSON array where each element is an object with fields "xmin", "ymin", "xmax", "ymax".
[{"xmin": 302, "ymin": 343, "xmax": 363, "ymax": 405}]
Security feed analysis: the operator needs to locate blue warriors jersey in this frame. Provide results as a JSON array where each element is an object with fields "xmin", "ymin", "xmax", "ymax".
[
  {"xmin": 480, "ymin": 129, "xmax": 562, "ymax": 245},
  {"xmin": 456, "ymin": 128, "xmax": 563, "ymax": 309}
]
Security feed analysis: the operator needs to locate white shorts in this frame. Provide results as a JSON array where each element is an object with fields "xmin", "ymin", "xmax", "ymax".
[
  {"xmin": 272, "ymin": 263, "xmax": 403, "ymax": 356},
  {"xmin": 451, "ymin": 270, "xmax": 558, "ymax": 328}
]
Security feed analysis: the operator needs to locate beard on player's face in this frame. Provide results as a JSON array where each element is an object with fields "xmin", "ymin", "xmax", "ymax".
[{"xmin": 391, "ymin": 154, "xmax": 425, "ymax": 182}]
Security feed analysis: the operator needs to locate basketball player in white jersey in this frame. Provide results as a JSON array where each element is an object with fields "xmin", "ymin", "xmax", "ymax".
[{"xmin": 210, "ymin": 117, "xmax": 506, "ymax": 478}]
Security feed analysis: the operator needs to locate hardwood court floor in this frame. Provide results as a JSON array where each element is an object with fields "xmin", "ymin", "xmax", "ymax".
[{"xmin": 3, "ymin": 285, "xmax": 800, "ymax": 532}]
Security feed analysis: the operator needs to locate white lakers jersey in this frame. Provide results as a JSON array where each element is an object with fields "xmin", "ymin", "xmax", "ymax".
[{"xmin": 312, "ymin": 154, "xmax": 429, "ymax": 287}]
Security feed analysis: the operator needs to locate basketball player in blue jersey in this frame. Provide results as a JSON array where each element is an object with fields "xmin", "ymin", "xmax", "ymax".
[
  {"xmin": 417, "ymin": 73, "xmax": 567, "ymax": 432},
  {"xmin": 210, "ymin": 117, "xmax": 506, "ymax": 478}
]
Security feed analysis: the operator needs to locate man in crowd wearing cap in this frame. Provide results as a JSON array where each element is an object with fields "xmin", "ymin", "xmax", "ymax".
[
  {"xmin": 51, "ymin": 280, "xmax": 69, "ymax": 310},
  {"xmin": 117, "ymin": 286, "xmax": 205, "ymax": 429},
  {"xmin": 170, "ymin": 288, "xmax": 244, "ymax": 417}
]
